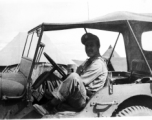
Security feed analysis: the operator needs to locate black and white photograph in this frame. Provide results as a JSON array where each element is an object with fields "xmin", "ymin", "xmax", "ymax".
[{"xmin": 0, "ymin": 0, "xmax": 152, "ymax": 119}]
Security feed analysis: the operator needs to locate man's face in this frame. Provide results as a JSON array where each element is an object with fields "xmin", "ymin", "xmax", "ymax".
[{"xmin": 85, "ymin": 41, "xmax": 99, "ymax": 58}]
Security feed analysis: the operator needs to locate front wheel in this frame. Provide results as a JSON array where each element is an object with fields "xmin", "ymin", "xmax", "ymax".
[{"xmin": 115, "ymin": 106, "xmax": 152, "ymax": 116}]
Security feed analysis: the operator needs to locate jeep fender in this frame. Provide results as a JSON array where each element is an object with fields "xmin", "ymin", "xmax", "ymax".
[{"xmin": 0, "ymin": 72, "xmax": 26, "ymax": 99}]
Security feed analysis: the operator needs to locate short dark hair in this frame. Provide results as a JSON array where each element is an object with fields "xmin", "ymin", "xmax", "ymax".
[{"xmin": 81, "ymin": 33, "xmax": 100, "ymax": 48}]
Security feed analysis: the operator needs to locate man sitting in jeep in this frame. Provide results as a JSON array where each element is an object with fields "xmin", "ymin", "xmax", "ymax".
[{"xmin": 34, "ymin": 33, "xmax": 108, "ymax": 115}]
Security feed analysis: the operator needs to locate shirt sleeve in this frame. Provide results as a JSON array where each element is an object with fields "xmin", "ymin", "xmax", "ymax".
[{"xmin": 80, "ymin": 59, "xmax": 104, "ymax": 85}]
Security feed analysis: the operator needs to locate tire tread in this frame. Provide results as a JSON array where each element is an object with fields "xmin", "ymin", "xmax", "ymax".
[{"xmin": 116, "ymin": 106, "xmax": 152, "ymax": 117}]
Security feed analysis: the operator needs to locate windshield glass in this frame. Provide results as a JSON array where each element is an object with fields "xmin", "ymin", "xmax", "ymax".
[{"xmin": 23, "ymin": 31, "xmax": 39, "ymax": 60}]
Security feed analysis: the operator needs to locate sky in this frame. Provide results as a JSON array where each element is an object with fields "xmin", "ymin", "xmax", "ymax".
[{"xmin": 0, "ymin": 0, "xmax": 152, "ymax": 60}]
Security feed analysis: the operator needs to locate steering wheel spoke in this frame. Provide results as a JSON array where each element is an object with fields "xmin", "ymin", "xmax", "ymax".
[{"xmin": 43, "ymin": 52, "xmax": 67, "ymax": 80}]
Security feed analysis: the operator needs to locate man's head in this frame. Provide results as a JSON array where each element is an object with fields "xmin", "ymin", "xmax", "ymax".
[{"xmin": 81, "ymin": 33, "xmax": 100, "ymax": 58}]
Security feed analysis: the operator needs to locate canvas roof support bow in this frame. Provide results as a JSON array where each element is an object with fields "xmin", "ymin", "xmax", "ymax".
[{"xmin": 107, "ymin": 32, "xmax": 120, "ymax": 65}]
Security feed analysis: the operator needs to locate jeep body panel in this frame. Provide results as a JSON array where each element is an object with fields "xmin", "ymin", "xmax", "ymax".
[
  {"xmin": 94, "ymin": 83, "xmax": 152, "ymax": 117},
  {"xmin": 44, "ymin": 83, "xmax": 152, "ymax": 118}
]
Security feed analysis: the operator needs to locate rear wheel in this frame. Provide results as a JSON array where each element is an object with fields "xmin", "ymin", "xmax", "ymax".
[{"xmin": 115, "ymin": 106, "xmax": 152, "ymax": 116}]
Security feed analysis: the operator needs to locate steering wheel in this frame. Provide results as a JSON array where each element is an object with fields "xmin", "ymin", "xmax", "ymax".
[{"xmin": 32, "ymin": 52, "xmax": 67, "ymax": 90}]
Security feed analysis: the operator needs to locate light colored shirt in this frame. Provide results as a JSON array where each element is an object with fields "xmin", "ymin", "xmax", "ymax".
[{"xmin": 77, "ymin": 56, "xmax": 108, "ymax": 92}]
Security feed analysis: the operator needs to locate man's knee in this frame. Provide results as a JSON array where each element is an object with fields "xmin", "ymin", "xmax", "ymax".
[{"xmin": 65, "ymin": 73, "xmax": 81, "ymax": 83}]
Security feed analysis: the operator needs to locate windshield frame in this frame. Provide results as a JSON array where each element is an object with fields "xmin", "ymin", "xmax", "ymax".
[{"xmin": 22, "ymin": 25, "xmax": 44, "ymax": 82}]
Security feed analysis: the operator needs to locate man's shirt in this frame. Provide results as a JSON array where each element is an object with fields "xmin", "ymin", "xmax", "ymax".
[{"xmin": 77, "ymin": 56, "xmax": 108, "ymax": 92}]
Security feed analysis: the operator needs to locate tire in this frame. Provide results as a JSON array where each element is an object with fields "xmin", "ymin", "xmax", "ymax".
[{"xmin": 116, "ymin": 106, "xmax": 152, "ymax": 116}]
